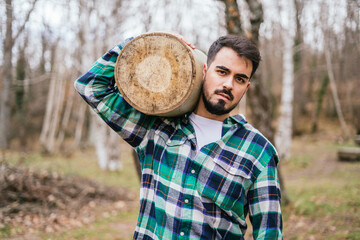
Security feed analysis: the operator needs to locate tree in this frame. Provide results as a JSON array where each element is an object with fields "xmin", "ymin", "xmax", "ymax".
[
  {"xmin": 245, "ymin": 0, "xmax": 276, "ymax": 141},
  {"xmin": 320, "ymin": 1, "xmax": 351, "ymax": 140},
  {"xmin": 274, "ymin": 0, "xmax": 295, "ymax": 161},
  {"xmin": 292, "ymin": 0, "xmax": 306, "ymax": 135},
  {"xmin": 0, "ymin": 0, "xmax": 38, "ymax": 150}
]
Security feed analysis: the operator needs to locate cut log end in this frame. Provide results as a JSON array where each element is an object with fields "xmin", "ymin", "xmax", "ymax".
[{"xmin": 115, "ymin": 32, "xmax": 204, "ymax": 116}]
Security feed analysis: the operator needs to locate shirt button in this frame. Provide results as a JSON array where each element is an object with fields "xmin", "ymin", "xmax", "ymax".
[
  {"xmin": 180, "ymin": 232, "xmax": 185, "ymax": 236},
  {"xmin": 191, "ymin": 169, "xmax": 195, "ymax": 174},
  {"xmin": 184, "ymin": 199, "xmax": 189, "ymax": 204}
]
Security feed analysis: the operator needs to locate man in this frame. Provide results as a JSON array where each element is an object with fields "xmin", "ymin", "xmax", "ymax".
[{"xmin": 74, "ymin": 34, "xmax": 283, "ymax": 239}]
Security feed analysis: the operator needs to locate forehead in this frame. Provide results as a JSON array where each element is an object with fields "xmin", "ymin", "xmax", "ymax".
[{"xmin": 210, "ymin": 47, "xmax": 252, "ymax": 74}]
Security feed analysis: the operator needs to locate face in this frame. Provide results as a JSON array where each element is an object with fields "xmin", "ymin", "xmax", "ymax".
[{"xmin": 197, "ymin": 47, "xmax": 252, "ymax": 120}]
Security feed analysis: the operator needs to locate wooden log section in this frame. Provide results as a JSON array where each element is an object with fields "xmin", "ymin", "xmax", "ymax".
[
  {"xmin": 338, "ymin": 147, "xmax": 360, "ymax": 162},
  {"xmin": 115, "ymin": 32, "xmax": 207, "ymax": 117},
  {"xmin": 355, "ymin": 135, "xmax": 360, "ymax": 146}
]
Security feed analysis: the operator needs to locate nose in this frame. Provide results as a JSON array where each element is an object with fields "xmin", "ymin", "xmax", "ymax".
[{"xmin": 222, "ymin": 76, "xmax": 233, "ymax": 89}]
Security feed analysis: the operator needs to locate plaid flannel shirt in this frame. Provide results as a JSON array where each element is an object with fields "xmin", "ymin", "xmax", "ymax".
[{"xmin": 74, "ymin": 39, "xmax": 283, "ymax": 239}]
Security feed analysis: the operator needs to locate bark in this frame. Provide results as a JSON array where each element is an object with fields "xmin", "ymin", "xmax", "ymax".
[
  {"xmin": 0, "ymin": 0, "xmax": 14, "ymax": 149},
  {"xmin": 274, "ymin": 32, "xmax": 295, "ymax": 160},
  {"xmin": 46, "ymin": 76, "xmax": 66, "ymax": 153},
  {"xmin": 292, "ymin": 0, "xmax": 306, "ymax": 135},
  {"xmin": 324, "ymin": 47, "xmax": 350, "ymax": 140},
  {"xmin": 58, "ymin": 81, "xmax": 75, "ymax": 148},
  {"xmin": 15, "ymin": 44, "xmax": 28, "ymax": 148},
  {"xmin": 245, "ymin": 0, "xmax": 275, "ymax": 141},
  {"xmin": 219, "ymin": 0, "xmax": 242, "ymax": 34},
  {"xmin": 40, "ymin": 72, "xmax": 57, "ymax": 149},
  {"xmin": 107, "ymin": 130, "xmax": 123, "ymax": 171},
  {"xmin": 40, "ymin": 42, "xmax": 63, "ymax": 153},
  {"xmin": 93, "ymin": 115, "xmax": 109, "ymax": 170},
  {"xmin": 311, "ymin": 75, "xmax": 329, "ymax": 133},
  {"xmin": 72, "ymin": 103, "xmax": 87, "ymax": 149},
  {"xmin": 91, "ymin": 114, "xmax": 123, "ymax": 171}
]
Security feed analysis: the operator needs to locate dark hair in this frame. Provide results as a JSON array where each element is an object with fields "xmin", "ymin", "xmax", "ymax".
[{"xmin": 207, "ymin": 35, "xmax": 261, "ymax": 79}]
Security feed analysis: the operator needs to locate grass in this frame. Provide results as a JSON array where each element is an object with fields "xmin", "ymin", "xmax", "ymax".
[
  {"xmin": 3, "ymin": 146, "xmax": 140, "ymax": 191},
  {"xmin": 281, "ymin": 136, "xmax": 360, "ymax": 240},
  {"xmin": 2, "ymin": 131, "xmax": 360, "ymax": 239}
]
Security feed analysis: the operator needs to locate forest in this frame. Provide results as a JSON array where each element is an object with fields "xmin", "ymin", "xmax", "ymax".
[{"xmin": 0, "ymin": 0, "xmax": 359, "ymax": 239}]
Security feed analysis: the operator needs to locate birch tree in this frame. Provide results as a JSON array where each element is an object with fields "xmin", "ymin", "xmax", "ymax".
[
  {"xmin": 85, "ymin": 0, "xmax": 125, "ymax": 170},
  {"xmin": 274, "ymin": 1, "xmax": 295, "ymax": 160}
]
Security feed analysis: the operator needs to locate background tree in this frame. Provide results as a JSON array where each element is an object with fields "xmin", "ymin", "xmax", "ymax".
[
  {"xmin": 0, "ymin": 0, "xmax": 38, "ymax": 150},
  {"xmin": 274, "ymin": 0, "xmax": 295, "ymax": 160}
]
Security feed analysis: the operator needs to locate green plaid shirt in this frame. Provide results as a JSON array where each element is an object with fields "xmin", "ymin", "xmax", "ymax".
[{"xmin": 74, "ymin": 39, "xmax": 283, "ymax": 239}]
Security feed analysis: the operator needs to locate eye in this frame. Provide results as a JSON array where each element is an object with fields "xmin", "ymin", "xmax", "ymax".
[
  {"xmin": 236, "ymin": 77, "xmax": 245, "ymax": 83},
  {"xmin": 217, "ymin": 70, "xmax": 226, "ymax": 75}
]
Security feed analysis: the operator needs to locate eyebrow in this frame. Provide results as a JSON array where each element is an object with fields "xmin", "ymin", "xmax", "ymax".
[{"xmin": 216, "ymin": 65, "xmax": 250, "ymax": 80}]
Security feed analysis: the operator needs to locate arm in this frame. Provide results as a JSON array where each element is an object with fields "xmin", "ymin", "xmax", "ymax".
[
  {"xmin": 74, "ymin": 38, "xmax": 156, "ymax": 148},
  {"xmin": 248, "ymin": 155, "xmax": 283, "ymax": 239}
]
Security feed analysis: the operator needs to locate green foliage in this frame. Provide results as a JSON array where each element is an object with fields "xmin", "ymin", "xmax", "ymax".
[{"xmin": 0, "ymin": 224, "xmax": 11, "ymax": 238}]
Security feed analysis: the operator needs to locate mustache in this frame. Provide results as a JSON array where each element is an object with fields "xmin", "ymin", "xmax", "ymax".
[{"xmin": 214, "ymin": 89, "xmax": 234, "ymax": 101}]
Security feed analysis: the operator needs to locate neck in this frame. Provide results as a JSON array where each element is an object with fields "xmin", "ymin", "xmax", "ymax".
[{"xmin": 193, "ymin": 98, "xmax": 229, "ymax": 122}]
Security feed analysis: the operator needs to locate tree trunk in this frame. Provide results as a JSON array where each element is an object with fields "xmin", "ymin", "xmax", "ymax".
[
  {"xmin": 107, "ymin": 130, "xmax": 123, "ymax": 171},
  {"xmin": 40, "ymin": 73, "xmax": 57, "ymax": 150},
  {"xmin": 324, "ymin": 47, "xmax": 350, "ymax": 140},
  {"xmin": 72, "ymin": 103, "xmax": 87, "ymax": 149},
  {"xmin": 220, "ymin": 0, "xmax": 242, "ymax": 34},
  {"xmin": 311, "ymin": 75, "xmax": 329, "ymax": 132},
  {"xmin": 245, "ymin": 0, "xmax": 275, "ymax": 141},
  {"xmin": 15, "ymin": 44, "xmax": 29, "ymax": 149},
  {"xmin": 274, "ymin": 31, "xmax": 295, "ymax": 160},
  {"xmin": 58, "ymin": 81, "xmax": 75, "ymax": 148},
  {"xmin": 93, "ymin": 115, "xmax": 110, "ymax": 170},
  {"xmin": 46, "ymin": 76, "xmax": 66, "ymax": 153},
  {"xmin": 39, "ymin": 42, "xmax": 64, "ymax": 154},
  {"xmin": 246, "ymin": 0, "xmax": 291, "ymax": 204},
  {"xmin": 91, "ymin": 113, "xmax": 123, "ymax": 171},
  {"xmin": 292, "ymin": 0, "xmax": 306, "ymax": 135},
  {"xmin": 0, "ymin": 0, "xmax": 14, "ymax": 149}
]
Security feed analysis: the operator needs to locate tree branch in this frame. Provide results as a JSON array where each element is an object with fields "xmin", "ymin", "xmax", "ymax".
[{"xmin": 13, "ymin": 0, "xmax": 38, "ymax": 43}]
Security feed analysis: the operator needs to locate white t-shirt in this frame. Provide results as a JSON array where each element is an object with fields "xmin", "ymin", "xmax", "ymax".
[{"xmin": 189, "ymin": 113, "xmax": 223, "ymax": 152}]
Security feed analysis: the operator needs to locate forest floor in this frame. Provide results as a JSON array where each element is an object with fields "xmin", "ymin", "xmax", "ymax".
[{"xmin": 1, "ymin": 122, "xmax": 360, "ymax": 240}]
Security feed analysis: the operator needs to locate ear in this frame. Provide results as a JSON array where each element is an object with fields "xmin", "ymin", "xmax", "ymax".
[
  {"xmin": 202, "ymin": 64, "xmax": 207, "ymax": 79},
  {"xmin": 246, "ymin": 81, "xmax": 251, "ymax": 90},
  {"xmin": 241, "ymin": 82, "xmax": 251, "ymax": 98}
]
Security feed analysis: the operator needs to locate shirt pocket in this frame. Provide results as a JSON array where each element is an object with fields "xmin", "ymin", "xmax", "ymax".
[
  {"xmin": 154, "ymin": 131, "xmax": 188, "ymax": 176},
  {"xmin": 196, "ymin": 155, "xmax": 252, "ymax": 211}
]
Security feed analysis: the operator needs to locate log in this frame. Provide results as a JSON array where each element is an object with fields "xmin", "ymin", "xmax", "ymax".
[
  {"xmin": 355, "ymin": 135, "xmax": 360, "ymax": 146},
  {"xmin": 338, "ymin": 147, "xmax": 360, "ymax": 162},
  {"xmin": 115, "ymin": 32, "xmax": 207, "ymax": 117}
]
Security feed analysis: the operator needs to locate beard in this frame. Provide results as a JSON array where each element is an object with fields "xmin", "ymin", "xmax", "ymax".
[{"xmin": 201, "ymin": 87, "xmax": 238, "ymax": 116}]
